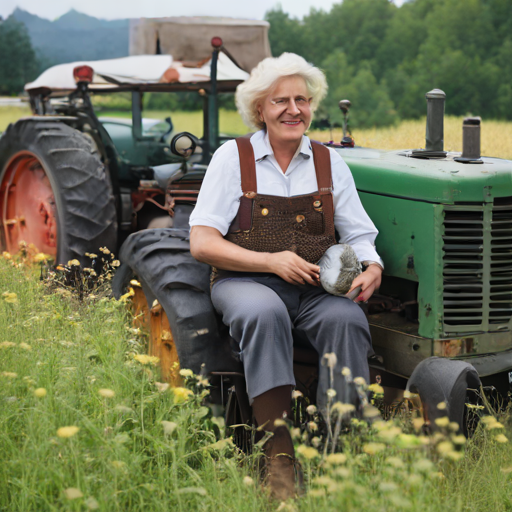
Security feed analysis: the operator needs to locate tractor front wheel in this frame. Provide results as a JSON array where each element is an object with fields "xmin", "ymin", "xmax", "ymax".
[{"xmin": 0, "ymin": 120, "xmax": 117, "ymax": 264}]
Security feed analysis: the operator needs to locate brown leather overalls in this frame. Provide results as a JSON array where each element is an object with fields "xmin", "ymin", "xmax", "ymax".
[{"xmin": 213, "ymin": 136, "xmax": 337, "ymax": 282}]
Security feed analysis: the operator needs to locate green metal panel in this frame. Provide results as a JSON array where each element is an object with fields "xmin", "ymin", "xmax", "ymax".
[
  {"xmin": 359, "ymin": 192, "xmax": 444, "ymax": 339},
  {"xmin": 340, "ymin": 148, "xmax": 512, "ymax": 204}
]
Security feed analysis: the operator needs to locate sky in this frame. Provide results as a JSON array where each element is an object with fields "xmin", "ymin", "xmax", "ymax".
[{"xmin": 0, "ymin": 0, "xmax": 404, "ymax": 22}]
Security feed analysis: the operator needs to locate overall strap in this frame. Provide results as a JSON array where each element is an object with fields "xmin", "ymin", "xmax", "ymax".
[
  {"xmin": 311, "ymin": 141, "xmax": 333, "ymax": 196},
  {"xmin": 311, "ymin": 141, "xmax": 335, "ymax": 236},
  {"xmin": 235, "ymin": 136, "xmax": 257, "ymax": 198}
]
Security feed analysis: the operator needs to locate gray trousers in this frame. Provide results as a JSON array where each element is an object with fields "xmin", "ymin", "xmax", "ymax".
[{"xmin": 211, "ymin": 274, "xmax": 373, "ymax": 409}]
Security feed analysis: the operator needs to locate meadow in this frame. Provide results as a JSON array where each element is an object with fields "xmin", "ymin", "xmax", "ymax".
[
  {"xmin": 1, "ymin": 252, "xmax": 512, "ymax": 511},
  {"xmin": 1, "ymin": 105, "xmax": 511, "ymax": 160}
]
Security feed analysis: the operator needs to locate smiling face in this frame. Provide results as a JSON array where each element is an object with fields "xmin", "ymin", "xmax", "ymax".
[{"xmin": 258, "ymin": 75, "xmax": 312, "ymax": 148}]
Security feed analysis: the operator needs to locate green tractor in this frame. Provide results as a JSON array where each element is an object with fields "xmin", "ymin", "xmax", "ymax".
[{"xmin": 1, "ymin": 34, "xmax": 510, "ymax": 435}]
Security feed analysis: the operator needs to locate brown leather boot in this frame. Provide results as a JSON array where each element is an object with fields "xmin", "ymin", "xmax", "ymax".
[{"xmin": 265, "ymin": 453, "xmax": 296, "ymax": 501}]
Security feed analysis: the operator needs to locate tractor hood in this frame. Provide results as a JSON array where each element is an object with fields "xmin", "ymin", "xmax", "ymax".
[
  {"xmin": 339, "ymin": 147, "xmax": 512, "ymax": 204},
  {"xmin": 25, "ymin": 53, "xmax": 249, "ymax": 96}
]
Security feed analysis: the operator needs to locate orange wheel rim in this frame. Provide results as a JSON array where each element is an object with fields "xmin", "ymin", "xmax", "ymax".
[{"xmin": 0, "ymin": 151, "xmax": 58, "ymax": 257}]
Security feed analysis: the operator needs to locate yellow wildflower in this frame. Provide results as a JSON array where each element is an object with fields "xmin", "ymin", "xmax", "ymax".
[
  {"xmin": 437, "ymin": 401, "xmax": 447, "ymax": 410},
  {"xmin": 379, "ymin": 481, "xmax": 398, "ymax": 492},
  {"xmin": 64, "ymin": 488, "xmax": 83, "ymax": 500},
  {"xmin": 110, "ymin": 460, "xmax": 126, "ymax": 469},
  {"xmin": 19, "ymin": 342, "xmax": 31, "ymax": 351},
  {"xmin": 130, "ymin": 279, "xmax": 141, "ymax": 287},
  {"xmin": 396, "ymin": 433, "xmax": 422, "ymax": 449},
  {"xmin": 1, "ymin": 372, "xmax": 17, "ymax": 379},
  {"xmin": 306, "ymin": 404, "xmax": 317, "ymax": 415},
  {"xmin": 112, "ymin": 260, "xmax": 121, "ymax": 267},
  {"xmin": 378, "ymin": 426, "xmax": 402, "ymax": 442},
  {"xmin": 292, "ymin": 390, "xmax": 303, "ymax": 399},
  {"xmin": 33, "ymin": 253, "xmax": 47, "ymax": 263},
  {"xmin": 445, "ymin": 451, "xmax": 464, "ymax": 461},
  {"xmin": 2, "ymin": 251, "xmax": 12, "ymax": 259},
  {"xmin": 296, "ymin": 445, "xmax": 319, "ymax": 459},
  {"xmin": 34, "ymin": 388, "xmax": 47, "ymax": 398},
  {"xmin": 496, "ymin": 434, "xmax": 509, "ymax": 443},
  {"xmin": 449, "ymin": 422, "xmax": 460, "ymax": 432},
  {"xmin": 481, "ymin": 416, "xmax": 497, "ymax": 425},
  {"xmin": 363, "ymin": 442, "xmax": 386, "ymax": 455},
  {"xmin": 414, "ymin": 458, "xmax": 434, "ymax": 472},
  {"xmin": 325, "ymin": 453, "xmax": 347, "ymax": 465},
  {"xmin": 2, "ymin": 292, "xmax": 18, "ymax": 304},
  {"xmin": 412, "ymin": 417, "xmax": 425, "ymax": 431},
  {"xmin": 179, "ymin": 368, "xmax": 194, "ymax": 378},
  {"xmin": 341, "ymin": 367, "xmax": 351, "ymax": 377},
  {"xmin": 487, "ymin": 421, "xmax": 505, "ymax": 430},
  {"xmin": 133, "ymin": 354, "xmax": 159, "ymax": 366},
  {"xmin": 323, "ymin": 352, "xmax": 337, "ymax": 368},
  {"xmin": 385, "ymin": 456, "xmax": 404, "ymax": 468},
  {"xmin": 0, "ymin": 341, "xmax": 15, "ymax": 348},
  {"xmin": 353, "ymin": 376, "xmax": 367, "ymax": 387},
  {"xmin": 172, "ymin": 387, "xmax": 193, "ymax": 404},
  {"xmin": 120, "ymin": 288, "xmax": 135, "ymax": 301},
  {"xmin": 274, "ymin": 419, "xmax": 286, "ymax": 427},
  {"xmin": 67, "ymin": 259, "xmax": 80, "ymax": 267},
  {"xmin": 332, "ymin": 402, "xmax": 355, "ymax": 415},
  {"xmin": 326, "ymin": 388, "xmax": 337, "ymax": 398},
  {"xmin": 435, "ymin": 416, "xmax": 450, "ymax": 428},
  {"xmin": 291, "ymin": 428, "xmax": 301, "ymax": 439},
  {"xmin": 311, "ymin": 436, "xmax": 321, "ymax": 447},
  {"xmin": 368, "ymin": 383, "xmax": 384, "ymax": 395},
  {"xmin": 243, "ymin": 476, "xmax": 254, "ymax": 486},
  {"xmin": 57, "ymin": 426, "xmax": 80, "ymax": 438},
  {"xmin": 313, "ymin": 475, "xmax": 336, "ymax": 487},
  {"xmin": 437, "ymin": 441, "xmax": 454, "ymax": 454},
  {"xmin": 452, "ymin": 435, "xmax": 466, "ymax": 445},
  {"xmin": 308, "ymin": 421, "xmax": 318, "ymax": 432},
  {"xmin": 98, "ymin": 388, "xmax": 115, "ymax": 398}
]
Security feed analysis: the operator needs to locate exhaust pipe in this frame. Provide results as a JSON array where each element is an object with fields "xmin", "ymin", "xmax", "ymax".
[
  {"xmin": 411, "ymin": 89, "xmax": 447, "ymax": 158},
  {"xmin": 454, "ymin": 117, "xmax": 483, "ymax": 164},
  {"xmin": 425, "ymin": 89, "xmax": 446, "ymax": 153}
]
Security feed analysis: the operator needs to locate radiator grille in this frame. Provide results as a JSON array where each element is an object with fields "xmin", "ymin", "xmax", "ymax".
[{"xmin": 442, "ymin": 199, "xmax": 512, "ymax": 334}]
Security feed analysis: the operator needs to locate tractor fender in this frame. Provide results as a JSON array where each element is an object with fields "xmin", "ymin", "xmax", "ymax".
[
  {"xmin": 117, "ymin": 228, "xmax": 242, "ymax": 375},
  {"xmin": 406, "ymin": 356, "xmax": 481, "ymax": 435}
]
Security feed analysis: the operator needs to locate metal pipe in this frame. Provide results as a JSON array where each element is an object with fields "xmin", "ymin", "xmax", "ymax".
[
  {"xmin": 461, "ymin": 117, "xmax": 481, "ymax": 160},
  {"xmin": 425, "ymin": 89, "xmax": 445, "ymax": 152},
  {"xmin": 207, "ymin": 38, "xmax": 222, "ymax": 158}
]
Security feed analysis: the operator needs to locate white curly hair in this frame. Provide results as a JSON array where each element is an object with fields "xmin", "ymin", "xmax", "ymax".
[{"xmin": 235, "ymin": 53, "xmax": 328, "ymax": 130}]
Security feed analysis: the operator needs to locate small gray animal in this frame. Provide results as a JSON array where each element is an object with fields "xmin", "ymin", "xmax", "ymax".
[{"xmin": 318, "ymin": 244, "xmax": 362, "ymax": 296}]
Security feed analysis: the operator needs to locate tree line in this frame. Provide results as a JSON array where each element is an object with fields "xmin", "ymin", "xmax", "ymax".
[
  {"xmin": 266, "ymin": 0, "xmax": 512, "ymax": 127},
  {"xmin": 1, "ymin": 0, "xmax": 511, "ymax": 129}
]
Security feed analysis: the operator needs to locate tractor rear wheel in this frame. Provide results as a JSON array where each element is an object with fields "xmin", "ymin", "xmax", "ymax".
[{"xmin": 0, "ymin": 119, "xmax": 117, "ymax": 264}]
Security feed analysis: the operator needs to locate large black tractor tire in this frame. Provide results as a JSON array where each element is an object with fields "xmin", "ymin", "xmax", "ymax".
[{"xmin": 0, "ymin": 119, "xmax": 117, "ymax": 264}]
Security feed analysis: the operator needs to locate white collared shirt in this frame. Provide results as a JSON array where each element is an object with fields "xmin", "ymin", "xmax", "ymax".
[{"xmin": 189, "ymin": 130, "xmax": 384, "ymax": 266}]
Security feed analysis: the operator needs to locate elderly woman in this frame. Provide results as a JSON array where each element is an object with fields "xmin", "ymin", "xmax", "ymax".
[{"xmin": 189, "ymin": 53, "xmax": 383, "ymax": 498}]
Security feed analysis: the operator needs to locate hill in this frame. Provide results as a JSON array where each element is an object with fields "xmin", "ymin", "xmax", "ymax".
[{"xmin": 10, "ymin": 8, "xmax": 129, "ymax": 66}]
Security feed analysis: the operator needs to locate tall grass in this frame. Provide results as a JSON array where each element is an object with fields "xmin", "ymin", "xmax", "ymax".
[
  {"xmin": 1, "ymin": 106, "xmax": 511, "ymax": 159},
  {"xmin": 1, "ymin": 254, "xmax": 512, "ymax": 511}
]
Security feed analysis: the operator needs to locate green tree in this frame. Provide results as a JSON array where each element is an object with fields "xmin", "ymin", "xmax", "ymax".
[
  {"xmin": 0, "ymin": 17, "xmax": 39, "ymax": 95},
  {"xmin": 321, "ymin": 50, "xmax": 398, "ymax": 128}
]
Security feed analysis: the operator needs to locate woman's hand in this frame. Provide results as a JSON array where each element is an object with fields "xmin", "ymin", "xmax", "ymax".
[
  {"xmin": 348, "ymin": 264, "xmax": 382, "ymax": 302},
  {"xmin": 267, "ymin": 251, "xmax": 320, "ymax": 286}
]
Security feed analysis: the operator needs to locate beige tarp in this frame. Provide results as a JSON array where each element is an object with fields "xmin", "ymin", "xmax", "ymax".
[
  {"xmin": 25, "ymin": 54, "xmax": 249, "ymax": 93},
  {"xmin": 130, "ymin": 16, "xmax": 271, "ymax": 72}
]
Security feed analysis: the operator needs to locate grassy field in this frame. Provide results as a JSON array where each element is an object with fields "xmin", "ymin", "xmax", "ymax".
[
  {"xmin": 1, "ymin": 106, "xmax": 511, "ymax": 159},
  {"xmin": 1, "ymin": 254, "xmax": 512, "ymax": 511}
]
